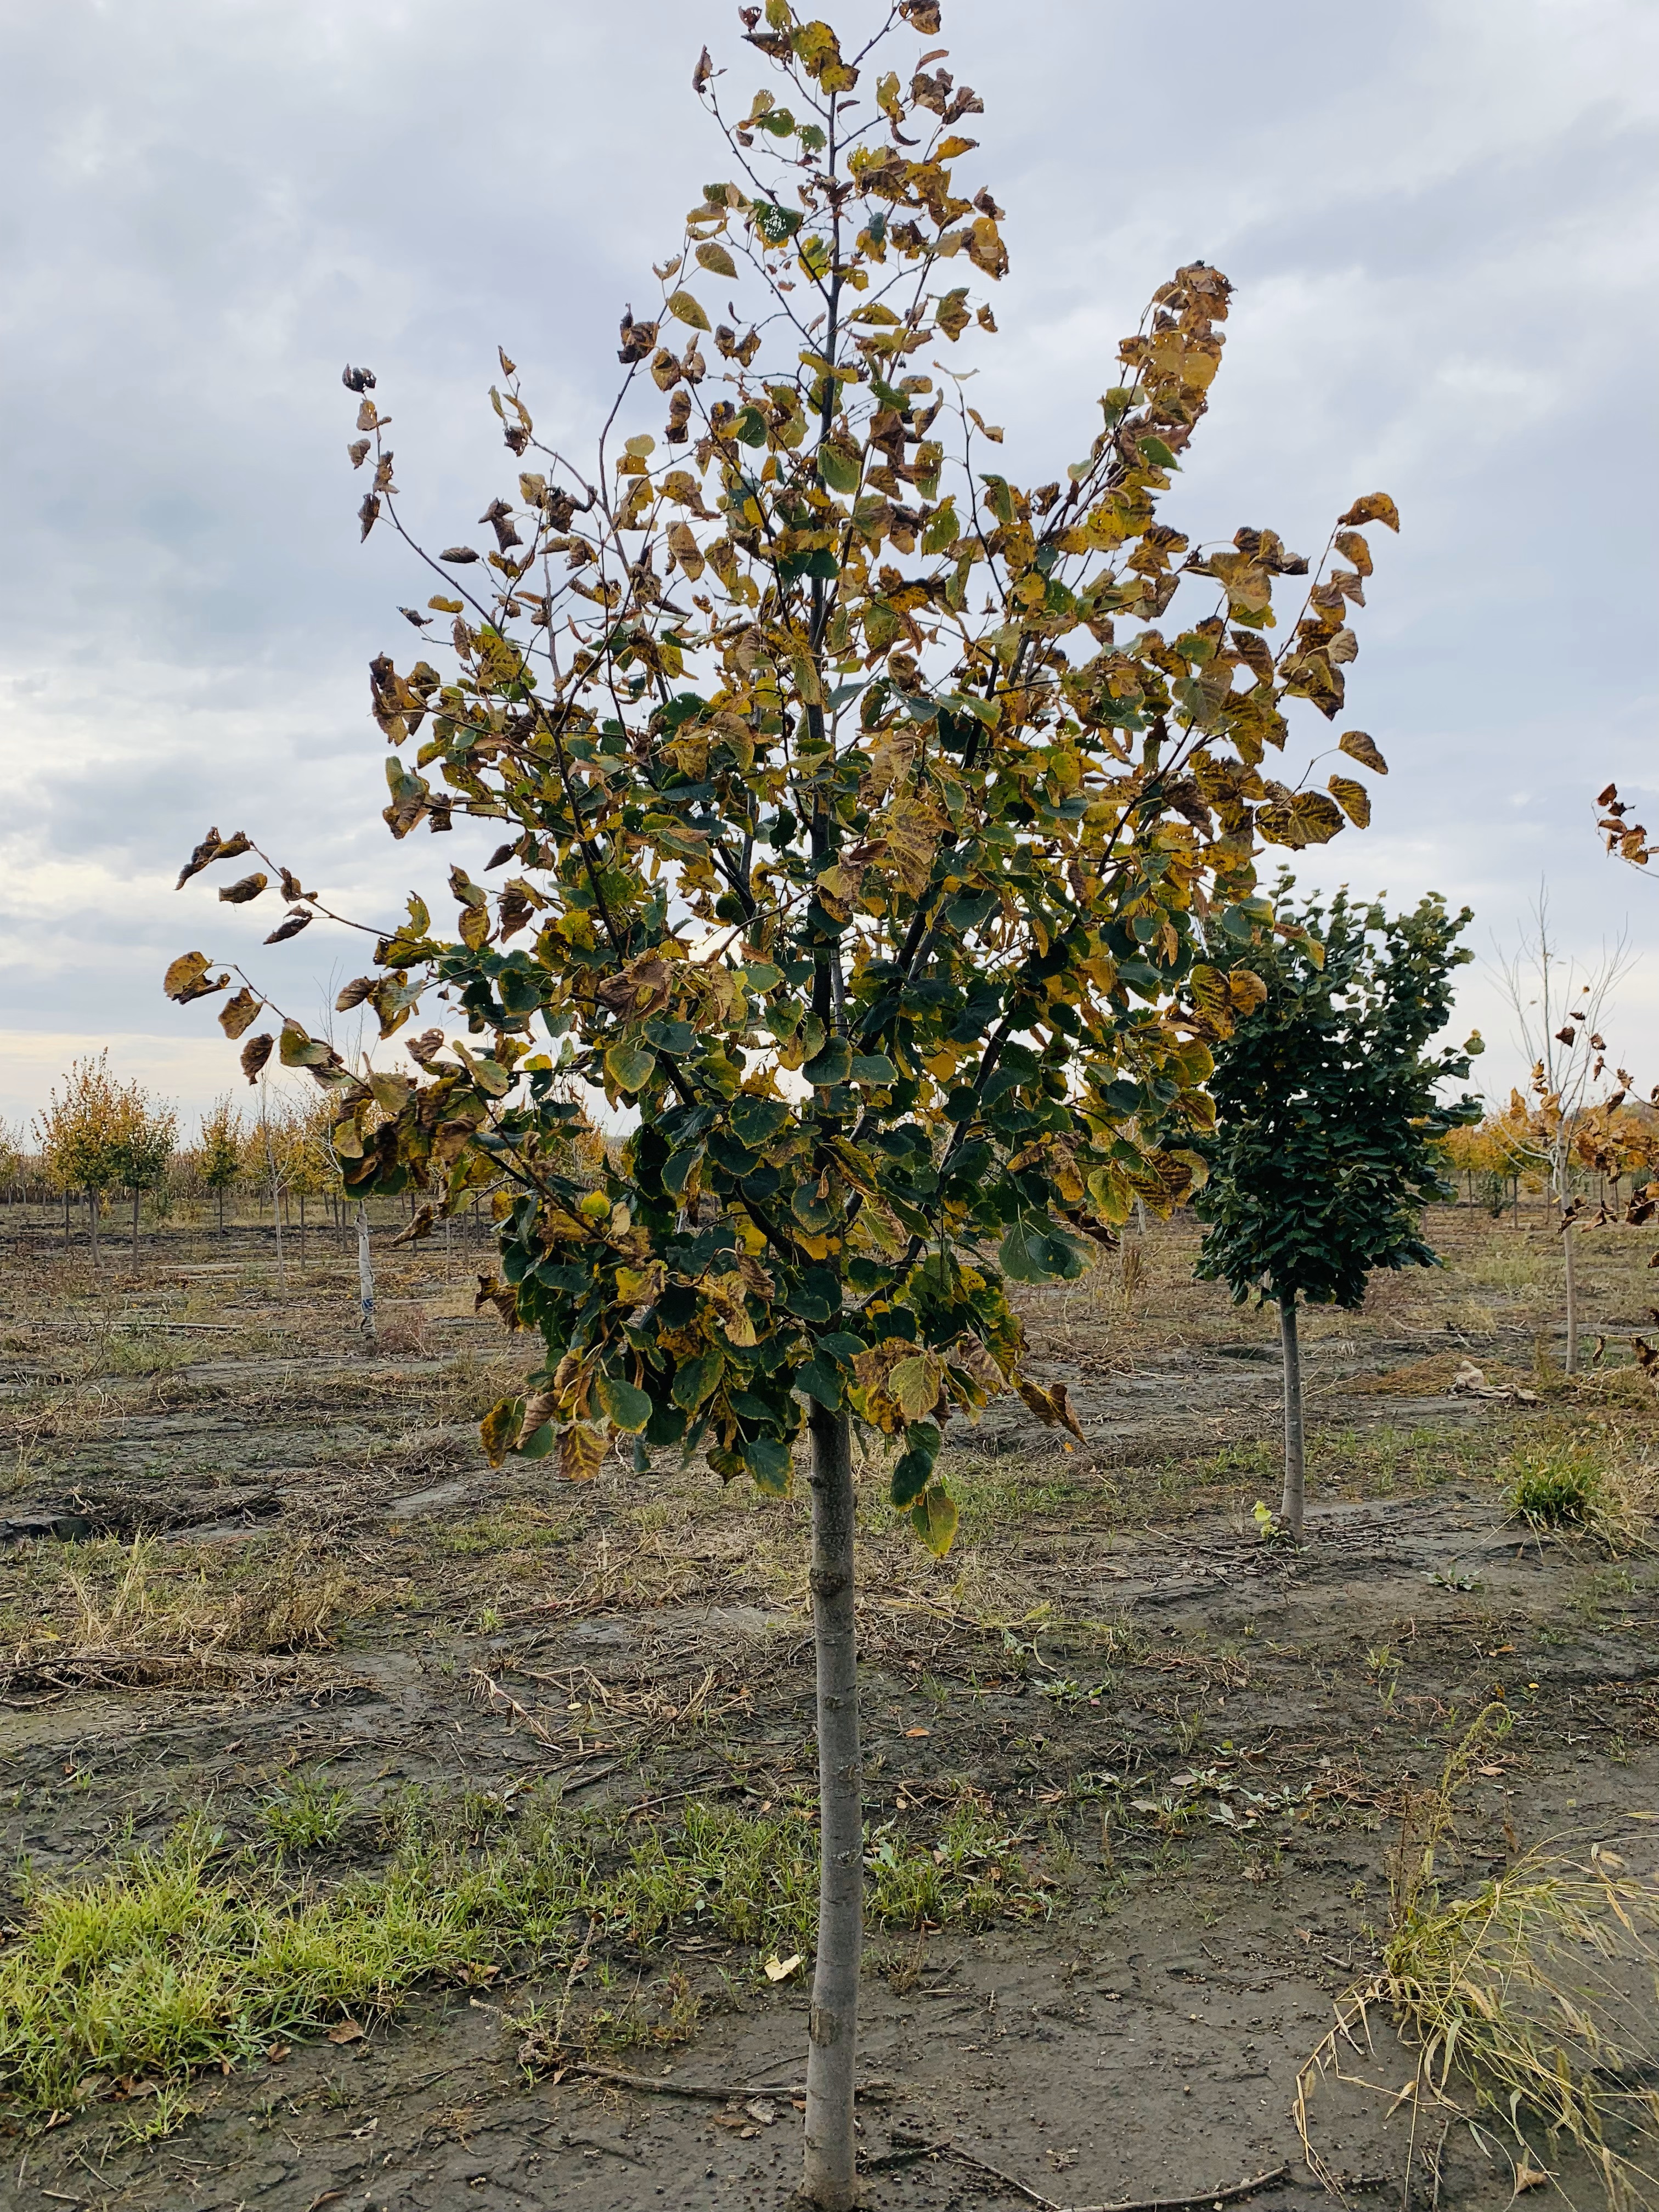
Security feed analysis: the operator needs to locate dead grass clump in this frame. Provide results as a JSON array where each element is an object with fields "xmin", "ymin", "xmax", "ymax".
[
  {"xmin": 0, "ymin": 1539, "xmax": 356, "ymax": 1694},
  {"xmin": 64, "ymin": 1538, "xmax": 351, "ymax": 1654},
  {"xmin": 375, "ymin": 1305, "xmax": 433, "ymax": 1358},
  {"xmin": 1303, "ymin": 1708, "xmax": 1659, "ymax": 2209}
]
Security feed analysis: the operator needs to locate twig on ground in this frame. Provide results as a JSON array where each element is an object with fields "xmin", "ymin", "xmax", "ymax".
[
  {"xmin": 938, "ymin": 2145, "xmax": 1295, "ymax": 2212},
  {"xmin": 562, "ymin": 2061, "xmax": 893, "ymax": 2102}
]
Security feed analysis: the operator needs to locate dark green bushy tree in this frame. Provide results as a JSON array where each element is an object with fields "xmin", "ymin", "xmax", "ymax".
[{"xmin": 1191, "ymin": 884, "xmax": 1481, "ymax": 1538}]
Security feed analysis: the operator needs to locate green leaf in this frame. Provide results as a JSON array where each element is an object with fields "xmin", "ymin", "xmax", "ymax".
[
  {"xmin": 518, "ymin": 1421, "xmax": 556, "ymax": 1460},
  {"xmin": 672, "ymin": 1350, "xmax": 723, "ymax": 1410},
  {"xmin": 731, "ymin": 1094, "xmax": 789, "ymax": 1148},
  {"xmin": 797, "ymin": 1357, "xmax": 842, "ymax": 1410},
  {"xmin": 911, "ymin": 1483, "xmax": 958, "ymax": 1557},
  {"xmin": 605, "ymin": 1039, "xmax": 657, "ymax": 1094},
  {"xmin": 850, "ymin": 1052, "xmax": 897, "ymax": 1084},
  {"xmin": 999, "ymin": 1214, "xmax": 1088, "ymax": 1284},
  {"xmin": 744, "ymin": 1434, "xmax": 793, "ymax": 1493},
  {"xmin": 817, "ymin": 438, "xmax": 862, "ymax": 494},
  {"xmin": 889, "ymin": 1420, "xmax": 940, "ymax": 1508},
  {"xmin": 803, "ymin": 1037, "xmax": 852, "ymax": 1087},
  {"xmin": 597, "ymin": 1374, "xmax": 653, "ymax": 1434}
]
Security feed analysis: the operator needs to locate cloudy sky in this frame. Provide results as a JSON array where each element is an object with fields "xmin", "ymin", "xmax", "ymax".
[{"xmin": 3, "ymin": 0, "xmax": 1656, "ymax": 1136}]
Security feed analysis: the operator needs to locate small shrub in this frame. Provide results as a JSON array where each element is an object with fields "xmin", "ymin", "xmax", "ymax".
[
  {"xmin": 259, "ymin": 1776, "xmax": 357, "ymax": 1850},
  {"xmin": 1508, "ymin": 1442, "xmax": 1601, "ymax": 1528}
]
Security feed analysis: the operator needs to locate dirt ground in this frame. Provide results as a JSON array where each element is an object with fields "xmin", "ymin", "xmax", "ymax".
[{"xmin": 2, "ymin": 1196, "xmax": 1656, "ymax": 2212}]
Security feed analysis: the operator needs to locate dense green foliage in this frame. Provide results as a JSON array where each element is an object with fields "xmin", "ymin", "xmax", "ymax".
[{"xmin": 1192, "ymin": 883, "xmax": 1481, "ymax": 1310}]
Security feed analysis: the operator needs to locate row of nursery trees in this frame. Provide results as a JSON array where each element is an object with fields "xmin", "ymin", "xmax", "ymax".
[
  {"xmin": 153, "ymin": 5, "xmax": 1645, "ymax": 2200},
  {"xmin": 2, "ymin": 1059, "xmax": 365, "ymax": 1261}
]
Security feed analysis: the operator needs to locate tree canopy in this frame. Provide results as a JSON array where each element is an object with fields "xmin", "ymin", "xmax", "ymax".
[
  {"xmin": 1191, "ymin": 882, "xmax": 1481, "ymax": 1311},
  {"xmin": 166, "ymin": 1, "xmax": 1399, "ymax": 1543}
]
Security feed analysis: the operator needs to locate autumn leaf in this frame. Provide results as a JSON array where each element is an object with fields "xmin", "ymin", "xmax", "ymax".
[
  {"xmin": 1338, "ymin": 730, "xmax": 1389, "ymax": 775},
  {"xmin": 665, "ymin": 289, "xmax": 710, "ymax": 332},
  {"xmin": 218, "ymin": 987, "xmax": 263, "ymax": 1039}
]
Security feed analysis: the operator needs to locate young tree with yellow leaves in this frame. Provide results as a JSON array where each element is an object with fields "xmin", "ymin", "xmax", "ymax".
[
  {"xmin": 35, "ymin": 1053, "xmax": 124, "ymax": 1265},
  {"xmin": 167, "ymin": 6, "xmax": 1401, "ymax": 2196}
]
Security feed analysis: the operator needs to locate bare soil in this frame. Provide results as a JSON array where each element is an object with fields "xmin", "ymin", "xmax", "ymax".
[{"xmin": 2, "ymin": 1200, "xmax": 1656, "ymax": 2212}]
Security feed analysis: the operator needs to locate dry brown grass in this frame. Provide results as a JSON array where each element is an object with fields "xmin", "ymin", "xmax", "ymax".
[{"xmin": 1, "ymin": 1537, "xmax": 355, "ymax": 1695}]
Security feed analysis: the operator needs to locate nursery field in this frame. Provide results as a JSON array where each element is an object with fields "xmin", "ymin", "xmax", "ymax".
[{"xmin": 1, "ymin": 1200, "xmax": 1656, "ymax": 2212}]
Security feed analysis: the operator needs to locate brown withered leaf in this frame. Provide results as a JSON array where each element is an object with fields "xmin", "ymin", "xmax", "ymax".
[
  {"xmin": 163, "ymin": 951, "xmax": 228, "ymax": 1004},
  {"xmin": 176, "ymin": 827, "xmax": 252, "ymax": 889},
  {"xmin": 390, "ymin": 1205, "xmax": 435, "ymax": 1247},
  {"xmin": 264, "ymin": 910, "xmax": 313, "ymax": 944},
  {"xmin": 217, "ymin": 873, "xmax": 269, "ymax": 905},
  {"xmin": 475, "ymin": 1273, "xmax": 522, "ymax": 1331},
  {"xmin": 335, "ymin": 976, "xmax": 376, "ymax": 1011},
  {"xmin": 240, "ymin": 1033, "xmax": 274, "ymax": 1085},
  {"xmin": 1336, "ymin": 492, "xmax": 1400, "ymax": 532},
  {"xmin": 479, "ymin": 1396, "xmax": 521, "ymax": 1469},
  {"xmin": 218, "ymin": 987, "xmax": 263, "ymax": 1039},
  {"xmin": 558, "ymin": 1422, "xmax": 608, "ymax": 1483},
  {"xmin": 1337, "ymin": 730, "xmax": 1388, "ymax": 775},
  {"xmin": 439, "ymin": 545, "xmax": 481, "ymax": 564}
]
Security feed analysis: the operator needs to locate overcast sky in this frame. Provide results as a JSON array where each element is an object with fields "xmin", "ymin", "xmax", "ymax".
[{"xmin": 3, "ymin": 0, "xmax": 1656, "ymax": 1136}]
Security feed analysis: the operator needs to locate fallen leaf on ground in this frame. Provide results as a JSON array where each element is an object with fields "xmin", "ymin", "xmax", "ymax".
[{"xmin": 765, "ymin": 1952, "xmax": 803, "ymax": 1982}]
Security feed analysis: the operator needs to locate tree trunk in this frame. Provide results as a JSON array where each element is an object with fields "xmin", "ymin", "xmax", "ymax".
[
  {"xmin": 801, "ymin": 1402, "xmax": 862, "ymax": 2211},
  {"xmin": 1279, "ymin": 1294, "xmax": 1305, "ymax": 1542},
  {"xmin": 218, "ymin": 1187, "xmax": 225, "ymax": 1235},
  {"xmin": 298, "ymin": 1192, "xmax": 307, "ymax": 1269},
  {"xmin": 63, "ymin": 1189, "xmax": 71, "ymax": 1251},
  {"xmin": 131, "ymin": 1186, "xmax": 140, "ymax": 1263},
  {"xmin": 270, "ymin": 1177, "xmax": 284, "ymax": 1283},
  {"xmin": 88, "ymin": 1189, "xmax": 100, "ymax": 1267},
  {"xmin": 356, "ymin": 1205, "xmax": 377, "ymax": 1347},
  {"xmin": 1563, "ymin": 1222, "xmax": 1579, "ymax": 1375}
]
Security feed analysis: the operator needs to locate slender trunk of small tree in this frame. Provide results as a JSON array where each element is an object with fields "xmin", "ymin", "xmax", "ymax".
[
  {"xmin": 801, "ymin": 1401, "xmax": 862, "ymax": 2211},
  {"xmin": 356, "ymin": 1204, "xmax": 377, "ymax": 1347},
  {"xmin": 63, "ymin": 1189, "xmax": 71, "ymax": 1251},
  {"xmin": 1563, "ymin": 1222, "xmax": 1579, "ymax": 1375},
  {"xmin": 131, "ymin": 1186, "xmax": 140, "ymax": 1262},
  {"xmin": 1279, "ymin": 1293, "xmax": 1305, "ymax": 1542},
  {"xmin": 88, "ymin": 1189, "xmax": 100, "ymax": 1267},
  {"xmin": 218, "ymin": 1187, "xmax": 225, "ymax": 1235},
  {"xmin": 298, "ymin": 1192, "xmax": 307, "ymax": 1269}
]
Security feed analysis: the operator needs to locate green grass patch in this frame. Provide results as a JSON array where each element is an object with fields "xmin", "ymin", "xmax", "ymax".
[
  {"xmin": 1508, "ymin": 1440, "xmax": 1603, "ymax": 1528},
  {"xmin": 0, "ymin": 1790, "xmax": 1045, "ymax": 2128}
]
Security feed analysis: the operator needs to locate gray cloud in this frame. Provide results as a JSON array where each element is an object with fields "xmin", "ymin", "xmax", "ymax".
[{"xmin": 2, "ymin": 0, "xmax": 1657, "ymax": 1128}]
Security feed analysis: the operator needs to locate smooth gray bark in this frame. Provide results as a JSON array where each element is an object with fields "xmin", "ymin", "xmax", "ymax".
[
  {"xmin": 1279, "ymin": 1294, "xmax": 1305, "ymax": 1541},
  {"xmin": 356, "ymin": 1204, "xmax": 377, "ymax": 1346},
  {"xmin": 1563, "ymin": 1222, "xmax": 1579, "ymax": 1375},
  {"xmin": 801, "ymin": 1402, "xmax": 861, "ymax": 2210}
]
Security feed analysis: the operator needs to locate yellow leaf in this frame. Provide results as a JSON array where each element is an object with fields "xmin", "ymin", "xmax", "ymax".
[
  {"xmin": 1328, "ymin": 774, "xmax": 1371, "ymax": 828},
  {"xmin": 911, "ymin": 1483, "xmax": 958, "ymax": 1556},
  {"xmin": 890, "ymin": 1352, "xmax": 944, "ymax": 1421},
  {"xmin": 557, "ymin": 1421, "xmax": 608, "ymax": 1483},
  {"xmin": 665, "ymin": 289, "xmax": 710, "ymax": 333},
  {"xmin": 695, "ymin": 241, "xmax": 737, "ymax": 280}
]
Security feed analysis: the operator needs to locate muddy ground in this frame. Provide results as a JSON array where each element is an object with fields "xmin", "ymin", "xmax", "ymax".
[{"xmin": 1, "ymin": 1198, "xmax": 1656, "ymax": 2212}]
